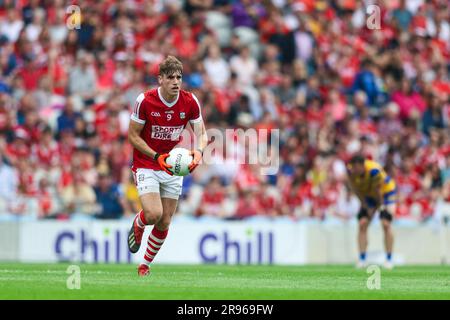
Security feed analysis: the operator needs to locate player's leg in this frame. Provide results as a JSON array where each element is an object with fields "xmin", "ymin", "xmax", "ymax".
[
  {"xmin": 380, "ymin": 184, "xmax": 396, "ymax": 269},
  {"xmin": 357, "ymin": 211, "xmax": 370, "ymax": 268},
  {"xmin": 128, "ymin": 192, "xmax": 163, "ymax": 253},
  {"xmin": 140, "ymin": 197, "xmax": 178, "ymax": 266},
  {"xmin": 139, "ymin": 172, "xmax": 183, "ymax": 268},
  {"xmin": 128, "ymin": 169, "xmax": 163, "ymax": 254},
  {"xmin": 380, "ymin": 203, "xmax": 395, "ymax": 269},
  {"xmin": 156, "ymin": 197, "xmax": 178, "ymax": 231},
  {"xmin": 135, "ymin": 193, "xmax": 165, "ymax": 276},
  {"xmin": 357, "ymin": 198, "xmax": 376, "ymax": 268}
]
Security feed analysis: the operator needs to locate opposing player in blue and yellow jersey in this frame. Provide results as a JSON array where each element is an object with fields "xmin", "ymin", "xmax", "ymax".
[{"xmin": 347, "ymin": 155, "xmax": 396, "ymax": 269}]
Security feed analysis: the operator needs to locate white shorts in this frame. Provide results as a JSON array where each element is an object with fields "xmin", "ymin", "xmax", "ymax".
[{"xmin": 133, "ymin": 168, "xmax": 183, "ymax": 199}]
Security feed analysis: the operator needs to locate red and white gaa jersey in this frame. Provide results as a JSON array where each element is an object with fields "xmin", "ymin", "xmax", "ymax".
[{"xmin": 130, "ymin": 87, "xmax": 202, "ymax": 171}]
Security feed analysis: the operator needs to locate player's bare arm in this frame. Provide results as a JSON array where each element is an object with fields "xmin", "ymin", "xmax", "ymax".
[
  {"xmin": 347, "ymin": 179, "xmax": 367, "ymax": 209},
  {"xmin": 128, "ymin": 120, "xmax": 157, "ymax": 159},
  {"xmin": 189, "ymin": 119, "xmax": 208, "ymax": 172},
  {"xmin": 370, "ymin": 175, "xmax": 384, "ymax": 211},
  {"xmin": 128, "ymin": 119, "xmax": 172, "ymax": 175},
  {"xmin": 375, "ymin": 183, "xmax": 384, "ymax": 211}
]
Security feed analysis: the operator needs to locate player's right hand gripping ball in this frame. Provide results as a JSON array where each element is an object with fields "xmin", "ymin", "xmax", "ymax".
[{"xmin": 155, "ymin": 153, "xmax": 173, "ymax": 175}]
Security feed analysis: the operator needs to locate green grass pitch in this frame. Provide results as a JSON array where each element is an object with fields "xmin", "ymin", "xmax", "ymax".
[{"xmin": 0, "ymin": 263, "xmax": 450, "ymax": 299}]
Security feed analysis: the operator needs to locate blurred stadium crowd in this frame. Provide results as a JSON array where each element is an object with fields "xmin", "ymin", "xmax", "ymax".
[{"xmin": 0, "ymin": 0, "xmax": 449, "ymax": 222}]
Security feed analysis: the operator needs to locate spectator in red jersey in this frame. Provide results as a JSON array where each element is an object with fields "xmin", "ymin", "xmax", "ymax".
[
  {"xmin": 57, "ymin": 129, "xmax": 76, "ymax": 166},
  {"xmin": 280, "ymin": 182, "xmax": 309, "ymax": 219},
  {"xmin": 416, "ymin": 129, "xmax": 446, "ymax": 171},
  {"xmin": 196, "ymin": 176, "xmax": 227, "ymax": 218},
  {"xmin": 17, "ymin": 56, "xmax": 47, "ymax": 92},
  {"xmin": 18, "ymin": 110, "xmax": 41, "ymax": 144},
  {"xmin": 36, "ymin": 177, "xmax": 55, "ymax": 218},
  {"xmin": 254, "ymin": 181, "xmax": 281, "ymax": 217},
  {"xmin": 416, "ymin": 161, "xmax": 444, "ymax": 220},
  {"xmin": 234, "ymin": 190, "xmax": 261, "ymax": 219},
  {"xmin": 6, "ymin": 128, "xmax": 30, "ymax": 166},
  {"xmin": 109, "ymin": 139, "xmax": 129, "ymax": 183},
  {"xmin": 305, "ymin": 96, "xmax": 325, "ymax": 133},
  {"xmin": 280, "ymin": 164, "xmax": 313, "ymax": 219},
  {"xmin": 234, "ymin": 163, "xmax": 261, "ymax": 192},
  {"xmin": 95, "ymin": 52, "xmax": 115, "ymax": 95},
  {"xmin": 398, "ymin": 158, "xmax": 422, "ymax": 196},
  {"xmin": 32, "ymin": 126, "xmax": 59, "ymax": 169},
  {"xmin": 394, "ymin": 158, "xmax": 422, "ymax": 219},
  {"xmin": 16, "ymin": 157, "xmax": 38, "ymax": 197}
]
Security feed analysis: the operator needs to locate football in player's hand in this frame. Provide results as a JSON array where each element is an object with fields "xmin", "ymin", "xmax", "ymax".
[{"xmin": 166, "ymin": 148, "xmax": 193, "ymax": 176}]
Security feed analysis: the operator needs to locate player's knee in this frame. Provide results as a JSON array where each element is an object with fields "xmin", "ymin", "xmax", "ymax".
[
  {"xmin": 381, "ymin": 219, "xmax": 392, "ymax": 231},
  {"xmin": 143, "ymin": 208, "xmax": 162, "ymax": 225},
  {"xmin": 380, "ymin": 208, "xmax": 393, "ymax": 223},
  {"xmin": 359, "ymin": 219, "xmax": 369, "ymax": 231}
]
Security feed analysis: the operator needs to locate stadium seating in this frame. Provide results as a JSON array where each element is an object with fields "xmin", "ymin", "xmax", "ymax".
[{"xmin": 0, "ymin": 0, "xmax": 448, "ymax": 223}]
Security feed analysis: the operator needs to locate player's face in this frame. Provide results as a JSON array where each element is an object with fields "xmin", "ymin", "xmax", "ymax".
[
  {"xmin": 159, "ymin": 72, "xmax": 182, "ymax": 97},
  {"xmin": 349, "ymin": 163, "xmax": 365, "ymax": 176}
]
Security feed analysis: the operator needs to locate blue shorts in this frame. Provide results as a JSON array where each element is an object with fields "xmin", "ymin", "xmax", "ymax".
[{"xmin": 365, "ymin": 189, "xmax": 396, "ymax": 208}]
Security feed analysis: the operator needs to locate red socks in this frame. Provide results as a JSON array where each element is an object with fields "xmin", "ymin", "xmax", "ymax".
[
  {"xmin": 135, "ymin": 210, "xmax": 146, "ymax": 228},
  {"xmin": 142, "ymin": 227, "xmax": 168, "ymax": 265}
]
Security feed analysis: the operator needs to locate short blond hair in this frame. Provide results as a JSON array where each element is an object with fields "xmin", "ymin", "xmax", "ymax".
[{"xmin": 159, "ymin": 56, "xmax": 183, "ymax": 76}]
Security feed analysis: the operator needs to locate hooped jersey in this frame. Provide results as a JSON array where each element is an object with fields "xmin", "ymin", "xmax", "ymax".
[{"xmin": 348, "ymin": 160, "xmax": 396, "ymax": 197}]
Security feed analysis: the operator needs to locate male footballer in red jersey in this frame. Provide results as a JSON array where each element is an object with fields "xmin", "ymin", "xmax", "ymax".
[{"xmin": 127, "ymin": 56, "xmax": 208, "ymax": 276}]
